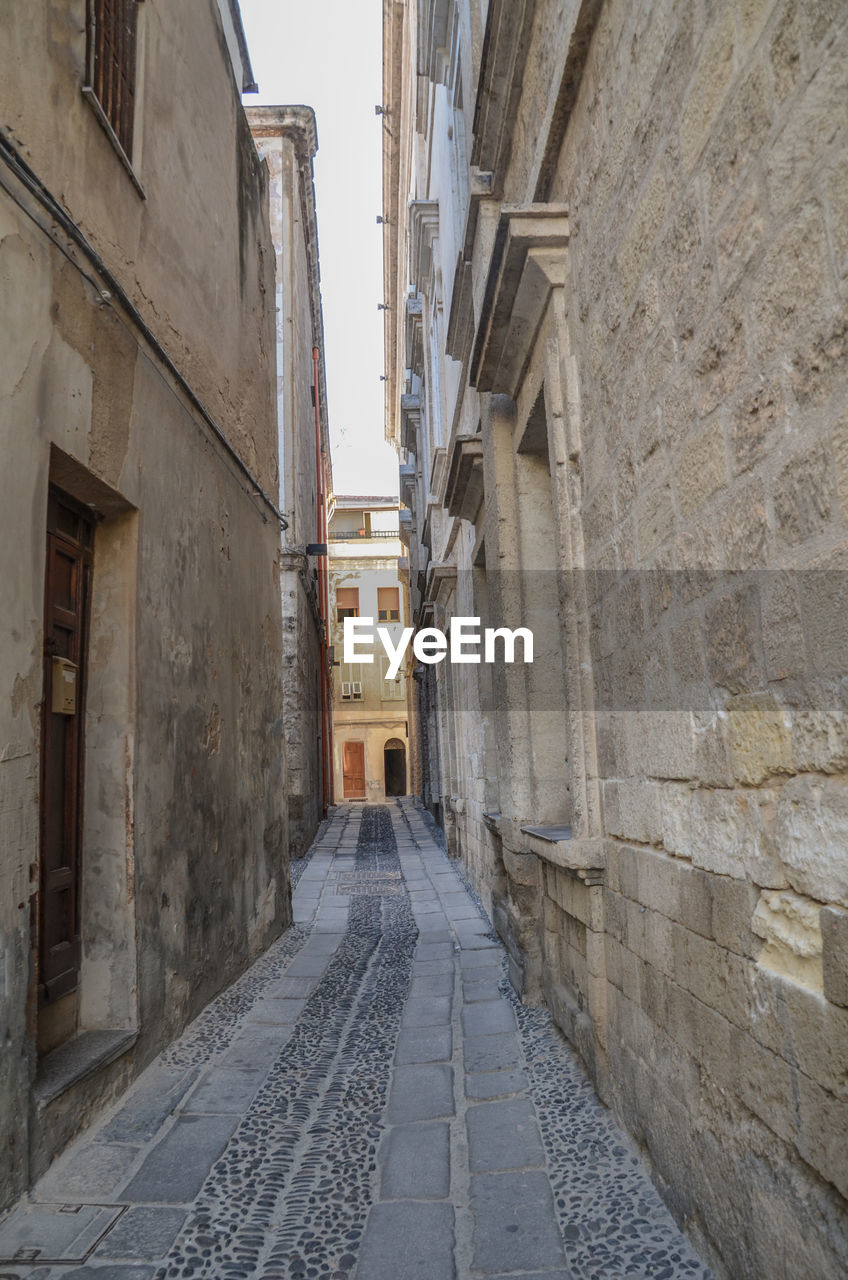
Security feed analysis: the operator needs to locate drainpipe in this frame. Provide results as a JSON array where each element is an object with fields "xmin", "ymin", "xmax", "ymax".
[{"xmin": 313, "ymin": 346, "xmax": 332, "ymax": 813}]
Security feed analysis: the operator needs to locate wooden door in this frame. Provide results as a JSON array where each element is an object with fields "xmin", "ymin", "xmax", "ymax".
[
  {"xmin": 342, "ymin": 741, "xmax": 366, "ymax": 798},
  {"xmin": 39, "ymin": 489, "xmax": 93, "ymax": 1006}
]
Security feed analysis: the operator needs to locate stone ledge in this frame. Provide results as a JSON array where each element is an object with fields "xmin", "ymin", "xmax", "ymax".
[
  {"xmin": 34, "ymin": 1029, "xmax": 138, "ymax": 1108},
  {"xmin": 519, "ymin": 825, "xmax": 605, "ymax": 882}
]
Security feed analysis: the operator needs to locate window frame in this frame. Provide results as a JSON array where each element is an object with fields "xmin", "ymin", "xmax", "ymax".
[{"xmin": 83, "ymin": 0, "xmax": 146, "ymax": 197}]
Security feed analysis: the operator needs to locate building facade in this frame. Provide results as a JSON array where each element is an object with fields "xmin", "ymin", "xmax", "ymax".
[
  {"xmin": 0, "ymin": 0, "xmax": 315, "ymax": 1209},
  {"xmin": 383, "ymin": 1, "xmax": 848, "ymax": 1276},
  {"xmin": 248, "ymin": 106, "xmax": 333, "ymax": 853},
  {"xmin": 329, "ymin": 497, "xmax": 411, "ymax": 803}
]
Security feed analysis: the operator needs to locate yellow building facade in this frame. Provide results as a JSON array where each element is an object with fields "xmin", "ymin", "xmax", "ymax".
[{"xmin": 329, "ymin": 498, "xmax": 410, "ymax": 802}]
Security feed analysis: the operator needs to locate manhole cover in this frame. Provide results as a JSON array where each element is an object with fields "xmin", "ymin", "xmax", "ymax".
[{"xmin": 0, "ymin": 1202, "xmax": 124, "ymax": 1264}]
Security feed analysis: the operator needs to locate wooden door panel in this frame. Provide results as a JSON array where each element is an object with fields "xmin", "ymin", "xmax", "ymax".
[
  {"xmin": 342, "ymin": 741, "xmax": 366, "ymax": 798},
  {"xmin": 39, "ymin": 490, "xmax": 92, "ymax": 1005}
]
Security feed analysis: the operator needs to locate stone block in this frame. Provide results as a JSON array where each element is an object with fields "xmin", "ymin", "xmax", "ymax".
[
  {"xmin": 463, "ymin": 1033, "xmax": 523, "ymax": 1074},
  {"xmin": 671, "ymin": 922, "xmax": 752, "ymax": 1029},
  {"xmin": 774, "ymin": 444, "xmax": 836, "ymax": 547},
  {"xmin": 752, "ymin": 890, "xmax": 824, "ymax": 993},
  {"xmin": 747, "ymin": 966, "xmax": 848, "ymax": 1101},
  {"xmin": 730, "ymin": 382, "xmax": 784, "ymax": 476},
  {"xmin": 120, "ymin": 1114, "xmax": 239, "ymax": 1203},
  {"xmin": 416, "ymin": 942, "xmax": 456, "ymax": 962},
  {"xmin": 357, "ymin": 1201, "xmax": 455, "ymax": 1280},
  {"xmin": 769, "ymin": 2, "xmax": 803, "ymax": 103},
  {"xmin": 728, "ymin": 693, "xmax": 793, "ymax": 784},
  {"xmin": 797, "ymin": 1071, "xmax": 848, "ymax": 1199},
  {"xmin": 662, "ymin": 784, "xmax": 783, "ymax": 885},
  {"xmin": 395, "ymin": 1025, "xmax": 453, "ymax": 1065},
  {"xmin": 461, "ymin": 999, "xmax": 517, "ymax": 1038},
  {"xmin": 402, "ymin": 996, "xmax": 452, "ymax": 1028},
  {"xmin": 705, "ymin": 585, "xmax": 762, "ymax": 693},
  {"xmin": 603, "ymin": 779, "xmax": 662, "ymax": 845},
  {"xmin": 776, "ymin": 776, "xmax": 848, "ymax": 907},
  {"xmin": 710, "ymin": 874, "xmax": 761, "ymax": 958},
  {"xmin": 502, "ymin": 847, "xmax": 540, "ymax": 887},
  {"xmin": 636, "ymin": 478, "xmax": 675, "ymax": 559},
  {"xmin": 466, "ymin": 1098, "xmax": 545, "ymax": 1173},
  {"xmin": 379, "ymin": 1122, "xmax": 450, "ymax": 1199},
  {"xmin": 387, "ymin": 1065, "xmax": 455, "ymax": 1122},
  {"xmin": 820, "ymin": 905, "xmax": 848, "ymax": 1008},
  {"xmin": 753, "ymin": 206, "xmax": 834, "ymax": 367},
  {"xmin": 798, "ymin": 568, "xmax": 848, "ymax": 679},
  {"xmin": 183, "ymin": 1066, "xmax": 266, "ymax": 1114},
  {"xmin": 93, "ymin": 1207, "xmax": 187, "ymax": 1261},
  {"xmin": 464, "ymin": 1068, "xmax": 528, "ymax": 1100},
  {"xmin": 679, "ymin": 7, "xmax": 735, "ymax": 168},
  {"xmin": 731, "ymin": 1026, "xmax": 799, "ymax": 1149},
  {"xmin": 717, "ymin": 481, "xmax": 769, "ymax": 568},
  {"xmin": 676, "ymin": 421, "xmax": 728, "ymax": 517},
  {"xmin": 470, "ymin": 1170, "xmax": 566, "ymax": 1273},
  {"xmin": 410, "ymin": 973, "xmax": 455, "ymax": 999},
  {"xmin": 693, "ymin": 293, "xmax": 747, "ymax": 417},
  {"xmin": 615, "ymin": 711, "xmax": 697, "ymax": 780},
  {"xmin": 98, "ymin": 1068, "xmax": 198, "ymax": 1145}
]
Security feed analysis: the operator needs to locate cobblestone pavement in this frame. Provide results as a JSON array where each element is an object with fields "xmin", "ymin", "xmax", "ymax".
[{"xmin": 0, "ymin": 803, "xmax": 714, "ymax": 1280}]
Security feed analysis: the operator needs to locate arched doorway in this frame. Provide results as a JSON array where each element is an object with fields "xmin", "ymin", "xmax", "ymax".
[{"xmin": 384, "ymin": 737, "xmax": 406, "ymax": 797}]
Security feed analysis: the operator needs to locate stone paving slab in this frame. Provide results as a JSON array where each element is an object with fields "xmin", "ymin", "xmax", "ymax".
[
  {"xmin": 395, "ymin": 1024, "xmax": 453, "ymax": 1065},
  {"xmin": 387, "ymin": 1064, "xmax": 455, "ymax": 1122},
  {"xmin": 91, "ymin": 1207, "xmax": 187, "ymax": 1261},
  {"xmin": 467, "ymin": 1098, "xmax": 546, "ymax": 1173},
  {"xmin": 0, "ymin": 803, "xmax": 714, "ymax": 1280},
  {"xmin": 470, "ymin": 1170, "xmax": 567, "ymax": 1274},
  {"xmin": 357, "ymin": 1201, "xmax": 456, "ymax": 1280},
  {"xmin": 119, "ymin": 1114, "xmax": 239, "ymax": 1203},
  {"xmin": 379, "ymin": 1121, "xmax": 451, "ymax": 1198},
  {"xmin": 182, "ymin": 1066, "xmax": 266, "ymax": 1114}
]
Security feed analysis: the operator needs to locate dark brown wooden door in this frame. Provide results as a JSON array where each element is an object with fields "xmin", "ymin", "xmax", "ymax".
[
  {"xmin": 342, "ymin": 741, "xmax": 366, "ymax": 798},
  {"xmin": 39, "ymin": 490, "xmax": 93, "ymax": 1005}
]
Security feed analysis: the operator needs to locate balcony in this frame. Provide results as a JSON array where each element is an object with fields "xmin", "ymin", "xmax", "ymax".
[{"xmin": 328, "ymin": 529, "xmax": 400, "ymax": 541}]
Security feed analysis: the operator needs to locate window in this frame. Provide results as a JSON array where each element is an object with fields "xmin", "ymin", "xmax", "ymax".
[
  {"xmin": 380, "ymin": 656, "xmax": 405, "ymax": 700},
  {"xmin": 339, "ymin": 663, "xmax": 363, "ymax": 701},
  {"xmin": 336, "ymin": 587, "xmax": 359, "ymax": 623},
  {"xmin": 86, "ymin": 0, "xmax": 140, "ymax": 158},
  {"xmin": 377, "ymin": 587, "xmax": 400, "ymax": 622}
]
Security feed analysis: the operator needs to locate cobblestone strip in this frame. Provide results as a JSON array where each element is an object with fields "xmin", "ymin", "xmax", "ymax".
[{"xmin": 156, "ymin": 807, "xmax": 417, "ymax": 1280}]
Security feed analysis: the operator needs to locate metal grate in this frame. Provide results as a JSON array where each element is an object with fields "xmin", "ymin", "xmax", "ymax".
[
  {"xmin": 89, "ymin": 0, "xmax": 138, "ymax": 156},
  {"xmin": 335, "ymin": 871, "xmax": 405, "ymax": 897}
]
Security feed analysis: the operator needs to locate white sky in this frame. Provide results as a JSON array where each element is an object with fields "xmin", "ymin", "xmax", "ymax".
[{"xmin": 239, "ymin": 0, "xmax": 399, "ymax": 498}]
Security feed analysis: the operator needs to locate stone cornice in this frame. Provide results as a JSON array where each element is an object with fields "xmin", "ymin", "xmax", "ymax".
[
  {"xmin": 416, "ymin": 0, "xmax": 452, "ymax": 84},
  {"xmin": 470, "ymin": 0, "xmax": 537, "ymax": 193},
  {"xmin": 409, "ymin": 199, "xmax": 440, "ymax": 295},
  {"xmin": 445, "ymin": 434, "xmax": 484, "ymax": 522},
  {"xmin": 470, "ymin": 205, "xmax": 570, "ymax": 398}
]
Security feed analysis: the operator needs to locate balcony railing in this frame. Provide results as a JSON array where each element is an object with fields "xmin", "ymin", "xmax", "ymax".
[{"xmin": 328, "ymin": 529, "xmax": 399, "ymax": 540}]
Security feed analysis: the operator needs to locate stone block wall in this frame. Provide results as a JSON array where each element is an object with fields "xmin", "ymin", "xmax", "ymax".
[{"xmin": 534, "ymin": 1, "xmax": 848, "ymax": 1273}]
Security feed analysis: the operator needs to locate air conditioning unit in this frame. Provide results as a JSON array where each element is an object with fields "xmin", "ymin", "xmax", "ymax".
[
  {"xmin": 341, "ymin": 682, "xmax": 352, "ymax": 699},
  {"xmin": 352, "ymin": 682, "xmax": 363, "ymax": 698}
]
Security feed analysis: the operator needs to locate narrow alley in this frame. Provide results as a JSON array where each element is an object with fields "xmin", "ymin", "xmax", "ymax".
[{"xmin": 0, "ymin": 804, "xmax": 712, "ymax": 1280}]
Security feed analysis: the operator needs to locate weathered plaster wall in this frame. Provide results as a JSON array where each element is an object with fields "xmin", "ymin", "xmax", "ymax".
[
  {"xmin": 0, "ymin": 0, "xmax": 286, "ymax": 1208},
  {"xmin": 0, "ymin": 0, "xmax": 277, "ymax": 490}
]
